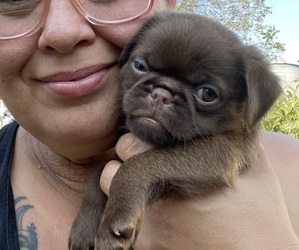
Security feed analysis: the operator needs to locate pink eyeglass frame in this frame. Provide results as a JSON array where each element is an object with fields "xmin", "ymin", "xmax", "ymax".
[{"xmin": 0, "ymin": 0, "xmax": 155, "ymax": 40}]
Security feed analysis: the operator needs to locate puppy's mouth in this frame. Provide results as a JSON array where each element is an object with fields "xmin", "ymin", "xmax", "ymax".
[
  {"xmin": 125, "ymin": 115, "xmax": 176, "ymax": 147},
  {"xmin": 135, "ymin": 116, "xmax": 161, "ymax": 128},
  {"xmin": 128, "ymin": 115, "xmax": 164, "ymax": 130},
  {"xmin": 123, "ymin": 82, "xmax": 185, "ymax": 146}
]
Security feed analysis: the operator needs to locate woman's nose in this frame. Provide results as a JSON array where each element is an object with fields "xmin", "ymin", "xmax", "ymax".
[{"xmin": 38, "ymin": 0, "xmax": 96, "ymax": 54}]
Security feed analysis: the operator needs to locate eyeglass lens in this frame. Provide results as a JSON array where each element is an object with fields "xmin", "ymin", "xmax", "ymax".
[
  {"xmin": 78, "ymin": 0, "xmax": 151, "ymax": 22},
  {"xmin": 0, "ymin": 0, "xmax": 46, "ymax": 38}
]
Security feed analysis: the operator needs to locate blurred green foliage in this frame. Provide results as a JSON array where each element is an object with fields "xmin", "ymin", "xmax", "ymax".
[{"xmin": 263, "ymin": 83, "xmax": 299, "ymax": 139}]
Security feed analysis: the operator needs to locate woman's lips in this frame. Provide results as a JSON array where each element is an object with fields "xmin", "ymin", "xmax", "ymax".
[{"xmin": 38, "ymin": 64, "xmax": 116, "ymax": 98}]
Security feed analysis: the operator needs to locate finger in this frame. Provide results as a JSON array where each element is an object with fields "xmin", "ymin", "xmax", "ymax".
[
  {"xmin": 100, "ymin": 160, "xmax": 121, "ymax": 195},
  {"xmin": 116, "ymin": 133, "xmax": 153, "ymax": 161}
]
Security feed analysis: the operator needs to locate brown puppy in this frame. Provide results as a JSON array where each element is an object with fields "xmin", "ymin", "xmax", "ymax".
[{"xmin": 69, "ymin": 11, "xmax": 282, "ymax": 250}]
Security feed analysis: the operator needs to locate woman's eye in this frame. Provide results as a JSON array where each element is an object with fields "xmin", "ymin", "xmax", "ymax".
[
  {"xmin": 0, "ymin": 0, "xmax": 42, "ymax": 15},
  {"xmin": 0, "ymin": 0, "xmax": 26, "ymax": 3},
  {"xmin": 196, "ymin": 87, "xmax": 218, "ymax": 103},
  {"xmin": 132, "ymin": 58, "xmax": 148, "ymax": 73},
  {"xmin": 0, "ymin": 0, "xmax": 38, "ymax": 5}
]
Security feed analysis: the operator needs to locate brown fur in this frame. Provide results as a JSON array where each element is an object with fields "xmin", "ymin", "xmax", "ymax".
[{"xmin": 69, "ymin": 11, "xmax": 282, "ymax": 250}]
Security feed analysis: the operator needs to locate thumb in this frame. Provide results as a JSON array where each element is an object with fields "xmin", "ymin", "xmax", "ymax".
[
  {"xmin": 115, "ymin": 132, "xmax": 153, "ymax": 161},
  {"xmin": 100, "ymin": 133, "xmax": 153, "ymax": 195},
  {"xmin": 100, "ymin": 160, "xmax": 121, "ymax": 195}
]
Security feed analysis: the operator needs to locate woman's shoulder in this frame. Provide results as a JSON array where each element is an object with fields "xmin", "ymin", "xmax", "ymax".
[
  {"xmin": 0, "ymin": 121, "xmax": 18, "ymax": 141},
  {"xmin": 262, "ymin": 131, "xmax": 299, "ymax": 234},
  {"xmin": 262, "ymin": 131, "xmax": 299, "ymax": 170},
  {"xmin": 262, "ymin": 131, "xmax": 299, "ymax": 187},
  {"xmin": 0, "ymin": 121, "xmax": 18, "ymax": 159}
]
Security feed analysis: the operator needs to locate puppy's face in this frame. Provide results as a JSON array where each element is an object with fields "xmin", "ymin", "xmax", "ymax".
[{"xmin": 119, "ymin": 12, "xmax": 281, "ymax": 146}]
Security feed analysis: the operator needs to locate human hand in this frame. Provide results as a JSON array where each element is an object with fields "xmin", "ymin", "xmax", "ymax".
[{"xmin": 100, "ymin": 133, "xmax": 299, "ymax": 250}]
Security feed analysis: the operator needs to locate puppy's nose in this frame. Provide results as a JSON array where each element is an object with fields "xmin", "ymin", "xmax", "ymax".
[{"xmin": 151, "ymin": 87, "xmax": 174, "ymax": 105}]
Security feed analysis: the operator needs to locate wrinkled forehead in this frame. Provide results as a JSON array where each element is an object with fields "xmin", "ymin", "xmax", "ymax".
[
  {"xmin": 125, "ymin": 14, "xmax": 248, "ymax": 93},
  {"xmin": 133, "ymin": 14, "xmax": 242, "ymax": 73}
]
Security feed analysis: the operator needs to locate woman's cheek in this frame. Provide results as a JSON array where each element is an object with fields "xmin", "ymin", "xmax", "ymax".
[
  {"xmin": 94, "ymin": 0, "xmax": 174, "ymax": 48},
  {"xmin": 0, "ymin": 37, "xmax": 39, "ymax": 121},
  {"xmin": 93, "ymin": 21, "xmax": 143, "ymax": 49},
  {"xmin": 0, "ymin": 37, "xmax": 38, "ymax": 85}
]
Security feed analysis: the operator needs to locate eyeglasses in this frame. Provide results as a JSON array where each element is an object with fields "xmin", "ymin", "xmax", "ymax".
[{"xmin": 0, "ymin": 0, "xmax": 154, "ymax": 40}]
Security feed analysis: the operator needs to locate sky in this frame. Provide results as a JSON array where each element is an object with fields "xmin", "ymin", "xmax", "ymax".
[{"xmin": 265, "ymin": 0, "xmax": 299, "ymax": 65}]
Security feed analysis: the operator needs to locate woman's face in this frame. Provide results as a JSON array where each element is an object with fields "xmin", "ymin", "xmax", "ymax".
[{"xmin": 0, "ymin": 0, "xmax": 175, "ymax": 159}]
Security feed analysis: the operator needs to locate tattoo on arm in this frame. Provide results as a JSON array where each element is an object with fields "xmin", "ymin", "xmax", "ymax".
[{"xmin": 15, "ymin": 196, "xmax": 38, "ymax": 250}]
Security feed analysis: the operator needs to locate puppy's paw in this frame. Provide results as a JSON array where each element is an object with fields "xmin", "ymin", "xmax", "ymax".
[{"xmin": 94, "ymin": 214, "xmax": 141, "ymax": 250}]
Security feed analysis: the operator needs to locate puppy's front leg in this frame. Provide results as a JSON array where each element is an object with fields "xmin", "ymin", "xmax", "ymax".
[
  {"xmin": 94, "ymin": 163, "xmax": 147, "ymax": 250},
  {"xmin": 69, "ymin": 170, "xmax": 107, "ymax": 250},
  {"xmin": 94, "ymin": 137, "xmax": 242, "ymax": 250}
]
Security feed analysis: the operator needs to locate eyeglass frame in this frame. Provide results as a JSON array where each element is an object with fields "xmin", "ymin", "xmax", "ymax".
[{"xmin": 0, "ymin": 0, "xmax": 155, "ymax": 40}]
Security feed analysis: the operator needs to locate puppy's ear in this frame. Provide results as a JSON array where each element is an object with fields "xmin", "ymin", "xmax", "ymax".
[
  {"xmin": 119, "ymin": 38, "xmax": 138, "ymax": 67},
  {"xmin": 244, "ymin": 46, "xmax": 282, "ymax": 128},
  {"xmin": 119, "ymin": 13, "xmax": 164, "ymax": 67}
]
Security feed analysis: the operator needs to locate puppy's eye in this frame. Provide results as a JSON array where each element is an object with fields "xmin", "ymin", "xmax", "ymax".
[
  {"xmin": 195, "ymin": 87, "xmax": 218, "ymax": 104},
  {"xmin": 133, "ymin": 58, "xmax": 149, "ymax": 73}
]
